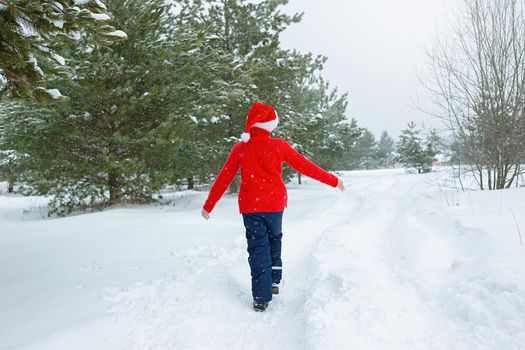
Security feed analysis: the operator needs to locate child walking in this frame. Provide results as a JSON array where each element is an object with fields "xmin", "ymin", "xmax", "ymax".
[{"xmin": 201, "ymin": 102, "xmax": 345, "ymax": 312}]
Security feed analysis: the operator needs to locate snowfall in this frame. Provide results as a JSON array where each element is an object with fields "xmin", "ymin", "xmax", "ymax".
[{"xmin": 1, "ymin": 168, "xmax": 524, "ymax": 350}]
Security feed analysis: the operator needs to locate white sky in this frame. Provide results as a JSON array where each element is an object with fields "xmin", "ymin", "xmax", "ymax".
[{"xmin": 280, "ymin": 0, "xmax": 451, "ymax": 138}]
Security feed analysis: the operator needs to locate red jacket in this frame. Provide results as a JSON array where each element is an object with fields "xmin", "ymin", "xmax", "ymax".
[{"xmin": 203, "ymin": 128, "xmax": 339, "ymax": 214}]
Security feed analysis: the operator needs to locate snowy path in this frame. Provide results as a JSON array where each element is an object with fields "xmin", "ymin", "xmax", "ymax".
[{"xmin": 1, "ymin": 169, "xmax": 525, "ymax": 349}]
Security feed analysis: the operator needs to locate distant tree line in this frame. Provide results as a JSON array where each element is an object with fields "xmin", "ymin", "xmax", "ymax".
[{"xmin": 340, "ymin": 123, "xmax": 439, "ymax": 173}]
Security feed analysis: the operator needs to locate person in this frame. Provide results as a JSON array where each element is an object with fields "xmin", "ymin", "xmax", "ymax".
[{"xmin": 201, "ymin": 102, "xmax": 345, "ymax": 312}]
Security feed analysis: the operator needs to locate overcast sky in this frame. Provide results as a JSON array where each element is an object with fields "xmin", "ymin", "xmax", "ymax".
[{"xmin": 279, "ymin": 0, "xmax": 451, "ymax": 138}]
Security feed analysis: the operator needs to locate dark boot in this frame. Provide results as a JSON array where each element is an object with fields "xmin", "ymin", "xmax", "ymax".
[
  {"xmin": 253, "ymin": 300, "xmax": 269, "ymax": 312},
  {"xmin": 272, "ymin": 283, "xmax": 279, "ymax": 295}
]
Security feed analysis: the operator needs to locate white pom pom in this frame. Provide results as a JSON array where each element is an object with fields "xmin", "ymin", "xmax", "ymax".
[{"xmin": 241, "ymin": 132, "xmax": 251, "ymax": 142}]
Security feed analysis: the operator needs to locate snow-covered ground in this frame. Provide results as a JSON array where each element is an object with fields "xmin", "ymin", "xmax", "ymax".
[{"xmin": 1, "ymin": 169, "xmax": 524, "ymax": 350}]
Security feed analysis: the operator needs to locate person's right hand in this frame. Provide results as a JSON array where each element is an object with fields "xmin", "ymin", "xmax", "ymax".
[{"xmin": 337, "ymin": 178, "xmax": 345, "ymax": 191}]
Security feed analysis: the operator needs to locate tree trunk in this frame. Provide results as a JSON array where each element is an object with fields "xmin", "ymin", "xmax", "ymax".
[
  {"xmin": 7, "ymin": 179, "xmax": 14, "ymax": 193},
  {"xmin": 487, "ymin": 168, "xmax": 492, "ymax": 190},
  {"xmin": 298, "ymin": 172, "xmax": 302, "ymax": 185},
  {"xmin": 187, "ymin": 176, "xmax": 194, "ymax": 190},
  {"xmin": 506, "ymin": 163, "xmax": 520, "ymax": 189},
  {"xmin": 109, "ymin": 170, "xmax": 120, "ymax": 205},
  {"xmin": 477, "ymin": 165, "xmax": 484, "ymax": 190},
  {"xmin": 501, "ymin": 163, "xmax": 510, "ymax": 189}
]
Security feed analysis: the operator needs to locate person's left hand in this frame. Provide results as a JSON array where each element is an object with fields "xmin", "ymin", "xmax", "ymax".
[
  {"xmin": 201, "ymin": 208, "xmax": 210, "ymax": 220},
  {"xmin": 337, "ymin": 178, "xmax": 345, "ymax": 191}
]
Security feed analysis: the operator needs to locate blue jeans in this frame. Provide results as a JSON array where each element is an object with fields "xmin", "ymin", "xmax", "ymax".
[{"xmin": 242, "ymin": 211, "xmax": 283, "ymax": 302}]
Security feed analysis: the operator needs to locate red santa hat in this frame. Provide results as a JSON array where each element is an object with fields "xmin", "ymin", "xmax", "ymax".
[{"xmin": 240, "ymin": 102, "xmax": 279, "ymax": 142}]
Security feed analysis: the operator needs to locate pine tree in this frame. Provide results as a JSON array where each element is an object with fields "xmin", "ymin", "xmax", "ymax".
[
  {"xmin": 177, "ymin": 0, "xmax": 314, "ymax": 190},
  {"xmin": 330, "ymin": 118, "xmax": 363, "ymax": 170},
  {"xmin": 422, "ymin": 129, "xmax": 439, "ymax": 170},
  {"xmin": 376, "ymin": 130, "xmax": 395, "ymax": 168},
  {"xmin": 281, "ymin": 71, "xmax": 351, "ymax": 173},
  {"xmin": 0, "ymin": 0, "xmax": 125, "ymax": 102},
  {"xmin": 309, "ymin": 86, "xmax": 353, "ymax": 171},
  {"xmin": 396, "ymin": 121, "xmax": 431, "ymax": 173},
  {"xmin": 0, "ymin": 0, "xmax": 198, "ymax": 215},
  {"xmin": 349, "ymin": 129, "xmax": 378, "ymax": 170}
]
